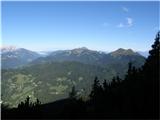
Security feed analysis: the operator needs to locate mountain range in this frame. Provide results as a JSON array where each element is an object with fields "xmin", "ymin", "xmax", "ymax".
[
  {"xmin": 1, "ymin": 47, "xmax": 146, "ymax": 69},
  {"xmin": 1, "ymin": 47, "xmax": 146, "ymax": 107}
]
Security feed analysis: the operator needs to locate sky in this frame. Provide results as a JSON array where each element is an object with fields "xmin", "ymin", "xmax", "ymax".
[{"xmin": 1, "ymin": 1, "xmax": 159, "ymax": 52}]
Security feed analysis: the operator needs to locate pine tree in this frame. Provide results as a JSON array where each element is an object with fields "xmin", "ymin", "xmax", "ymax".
[
  {"xmin": 103, "ymin": 79, "xmax": 109, "ymax": 92},
  {"xmin": 126, "ymin": 62, "xmax": 133, "ymax": 79},
  {"xmin": 89, "ymin": 76, "xmax": 101, "ymax": 99},
  {"xmin": 142, "ymin": 31, "xmax": 160, "ymax": 118},
  {"xmin": 144, "ymin": 31, "xmax": 159, "ymax": 77},
  {"xmin": 69, "ymin": 86, "xmax": 77, "ymax": 99},
  {"xmin": 34, "ymin": 99, "xmax": 41, "ymax": 106}
]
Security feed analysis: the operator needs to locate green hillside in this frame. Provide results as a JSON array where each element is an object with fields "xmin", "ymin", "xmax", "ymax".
[{"xmin": 1, "ymin": 48, "xmax": 145, "ymax": 107}]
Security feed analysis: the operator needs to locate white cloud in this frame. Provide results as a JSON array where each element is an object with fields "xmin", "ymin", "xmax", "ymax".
[
  {"xmin": 117, "ymin": 17, "xmax": 133, "ymax": 28},
  {"xmin": 117, "ymin": 23, "xmax": 124, "ymax": 28},
  {"xmin": 122, "ymin": 7, "xmax": 129, "ymax": 12},
  {"xmin": 126, "ymin": 17, "xmax": 133, "ymax": 27}
]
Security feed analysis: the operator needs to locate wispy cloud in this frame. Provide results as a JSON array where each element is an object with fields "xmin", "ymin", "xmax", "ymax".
[
  {"xmin": 102, "ymin": 22, "xmax": 109, "ymax": 27},
  {"xmin": 117, "ymin": 23, "xmax": 125, "ymax": 28},
  {"xmin": 117, "ymin": 17, "xmax": 133, "ymax": 28},
  {"xmin": 126, "ymin": 17, "xmax": 133, "ymax": 27},
  {"xmin": 122, "ymin": 7, "xmax": 129, "ymax": 12}
]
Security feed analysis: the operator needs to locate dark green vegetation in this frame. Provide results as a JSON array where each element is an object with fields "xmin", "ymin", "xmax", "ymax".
[
  {"xmin": 2, "ymin": 32, "xmax": 159, "ymax": 119},
  {"xmin": 2, "ymin": 47, "xmax": 145, "ymax": 107}
]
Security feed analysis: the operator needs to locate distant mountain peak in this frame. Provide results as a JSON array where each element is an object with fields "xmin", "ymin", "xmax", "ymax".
[
  {"xmin": 116, "ymin": 48, "xmax": 133, "ymax": 52},
  {"xmin": 110, "ymin": 48, "xmax": 139, "ymax": 57},
  {"xmin": 1, "ymin": 46, "xmax": 17, "ymax": 53},
  {"xmin": 72, "ymin": 47, "xmax": 88, "ymax": 51},
  {"xmin": 1, "ymin": 47, "xmax": 41, "ymax": 69},
  {"xmin": 116, "ymin": 48, "xmax": 125, "ymax": 51},
  {"xmin": 80, "ymin": 47, "xmax": 88, "ymax": 50},
  {"xmin": 71, "ymin": 47, "xmax": 90, "ymax": 55},
  {"xmin": 138, "ymin": 51, "xmax": 149, "ymax": 57},
  {"xmin": 126, "ymin": 49, "xmax": 134, "ymax": 53}
]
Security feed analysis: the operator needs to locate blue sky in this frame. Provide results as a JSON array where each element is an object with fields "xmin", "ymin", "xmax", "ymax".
[{"xmin": 2, "ymin": 1, "xmax": 159, "ymax": 51}]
